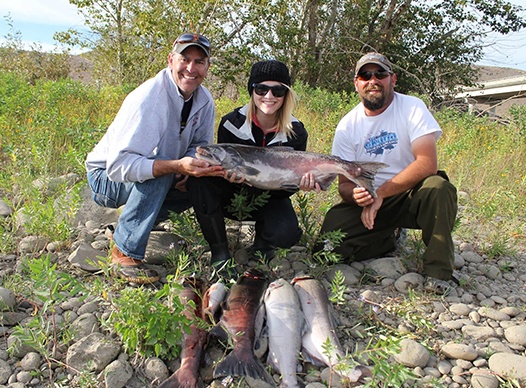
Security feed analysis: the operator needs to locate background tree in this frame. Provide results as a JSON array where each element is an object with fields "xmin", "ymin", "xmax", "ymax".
[{"xmin": 56, "ymin": 0, "xmax": 525, "ymax": 102}]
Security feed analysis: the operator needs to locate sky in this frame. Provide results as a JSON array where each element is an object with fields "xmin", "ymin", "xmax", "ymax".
[{"xmin": 1, "ymin": 0, "xmax": 526, "ymax": 70}]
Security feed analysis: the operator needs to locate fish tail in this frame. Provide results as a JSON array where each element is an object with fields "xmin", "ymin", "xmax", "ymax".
[
  {"xmin": 214, "ymin": 351, "xmax": 275, "ymax": 385},
  {"xmin": 345, "ymin": 161, "xmax": 387, "ymax": 197},
  {"xmin": 158, "ymin": 368, "xmax": 203, "ymax": 388}
]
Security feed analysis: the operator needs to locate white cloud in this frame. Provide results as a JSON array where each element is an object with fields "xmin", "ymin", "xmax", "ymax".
[{"xmin": 0, "ymin": 0, "xmax": 84, "ymax": 27}]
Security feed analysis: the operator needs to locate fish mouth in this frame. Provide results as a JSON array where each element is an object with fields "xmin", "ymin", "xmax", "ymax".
[
  {"xmin": 243, "ymin": 268, "xmax": 266, "ymax": 280},
  {"xmin": 195, "ymin": 146, "xmax": 214, "ymax": 161},
  {"xmin": 291, "ymin": 275, "xmax": 314, "ymax": 285}
]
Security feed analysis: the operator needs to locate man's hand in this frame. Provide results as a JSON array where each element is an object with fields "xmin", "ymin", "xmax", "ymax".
[
  {"xmin": 361, "ymin": 196, "xmax": 383, "ymax": 230},
  {"xmin": 223, "ymin": 171, "xmax": 246, "ymax": 184},
  {"xmin": 299, "ymin": 173, "xmax": 321, "ymax": 192},
  {"xmin": 153, "ymin": 157, "xmax": 224, "ymax": 178},
  {"xmin": 352, "ymin": 186, "xmax": 374, "ymax": 207}
]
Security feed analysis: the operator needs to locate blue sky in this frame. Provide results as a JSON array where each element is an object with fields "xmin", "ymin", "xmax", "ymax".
[{"xmin": 1, "ymin": 0, "xmax": 526, "ymax": 70}]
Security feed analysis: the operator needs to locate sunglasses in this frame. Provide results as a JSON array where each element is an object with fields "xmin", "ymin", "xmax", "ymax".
[
  {"xmin": 173, "ymin": 33, "xmax": 211, "ymax": 49},
  {"xmin": 355, "ymin": 70, "xmax": 392, "ymax": 81},
  {"xmin": 253, "ymin": 83, "xmax": 288, "ymax": 97}
]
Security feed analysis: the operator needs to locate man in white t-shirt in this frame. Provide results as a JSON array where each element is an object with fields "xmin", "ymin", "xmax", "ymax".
[{"xmin": 318, "ymin": 52, "xmax": 458, "ymax": 294}]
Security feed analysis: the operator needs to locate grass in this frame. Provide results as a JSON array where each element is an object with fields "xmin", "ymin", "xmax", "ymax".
[{"xmin": 1, "ymin": 68, "xmax": 526, "ymax": 386}]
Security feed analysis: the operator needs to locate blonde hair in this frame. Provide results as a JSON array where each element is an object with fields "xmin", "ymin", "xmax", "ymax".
[{"xmin": 247, "ymin": 84, "xmax": 298, "ymax": 138}]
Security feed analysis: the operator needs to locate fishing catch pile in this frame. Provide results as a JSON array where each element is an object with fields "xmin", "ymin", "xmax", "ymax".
[{"xmin": 159, "ymin": 270, "xmax": 366, "ymax": 388}]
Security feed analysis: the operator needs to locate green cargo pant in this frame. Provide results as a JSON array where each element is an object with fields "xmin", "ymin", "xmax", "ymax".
[{"xmin": 318, "ymin": 172, "xmax": 457, "ymax": 280}]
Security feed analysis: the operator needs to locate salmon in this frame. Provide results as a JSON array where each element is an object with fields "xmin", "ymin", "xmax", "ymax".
[
  {"xmin": 159, "ymin": 278, "xmax": 208, "ymax": 388},
  {"xmin": 292, "ymin": 276, "xmax": 363, "ymax": 383},
  {"xmin": 211, "ymin": 268, "xmax": 274, "ymax": 385},
  {"xmin": 264, "ymin": 278, "xmax": 305, "ymax": 388},
  {"xmin": 196, "ymin": 143, "xmax": 387, "ymax": 196}
]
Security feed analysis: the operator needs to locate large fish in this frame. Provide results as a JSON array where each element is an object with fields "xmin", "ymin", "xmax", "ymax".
[
  {"xmin": 211, "ymin": 268, "xmax": 274, "ymax": 385},
  {"xmin": 196, "ymin": 144, "xmax": 387, "ymax": 196},
  {"xmin": 159, "ymin": 278, "xmax": 209, "ymax": 388},
  {"xmin": 264, "ymin": 278, "xmax": 305, "ymax": 388},
  {"xmin": 292, "ymin": 276, "xmax": 363, "ymax": 384}
]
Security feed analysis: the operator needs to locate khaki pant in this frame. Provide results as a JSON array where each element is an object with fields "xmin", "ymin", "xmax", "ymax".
[{"xmin": 318, "ymin": 172, "xmax": 457, "ymax": 280}]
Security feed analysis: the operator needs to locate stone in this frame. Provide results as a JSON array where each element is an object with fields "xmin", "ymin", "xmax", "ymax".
[
  {"xmin": 488, "ymin": 352, "xmax": 526, "ymax": 380},
  {"xmin": 66, "ymin": 332, "xmax": 121, "ymax": 373},
  {"xmin": 0, "ymin": 288, "xmax": 16, "ymax": 311},
  {"xmin": 504, "ymin": 325, "xmax": 526, "ymax": 346},
  {"xmin": 441, "ymin": 343, "xmax": 478, "ymax": 361},
  {"xmin": 394, "ymin": 339, "xmax": 430, "ymax": 368}
]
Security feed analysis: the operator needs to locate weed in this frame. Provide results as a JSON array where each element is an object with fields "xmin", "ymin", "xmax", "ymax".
[
  {"xmin": 481, "ymin": 231, "xmax": 517, "ymax": 260},
  {"xmin": 105, "ymin": 276, "xmax": 192, "ymax": 360},
  {"xmin": 8, "ymin": 255, "xmax": 88, "ymax": 383},
  {"xmin": 302, "ymin": 229, "xmax": 345, "ymax": 273},
  {"xmin": 329, "ymin": 270, "xmax": 347, "ymax": 305}
]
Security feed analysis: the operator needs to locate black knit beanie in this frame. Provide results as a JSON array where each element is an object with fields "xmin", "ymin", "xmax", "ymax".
[{"xmin": 247, "ymin": 60, "xmax": 291, "ymax": 95}]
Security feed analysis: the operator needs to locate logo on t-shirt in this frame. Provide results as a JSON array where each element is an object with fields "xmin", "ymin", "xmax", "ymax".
[{"xmin": 364, "ymin": 131, "xmax": 398, "ymax": 155}]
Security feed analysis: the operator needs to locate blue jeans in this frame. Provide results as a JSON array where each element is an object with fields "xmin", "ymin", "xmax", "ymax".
[{"xmin": 87, "ymin": 169, "xmax": 191, "ymax": 260}]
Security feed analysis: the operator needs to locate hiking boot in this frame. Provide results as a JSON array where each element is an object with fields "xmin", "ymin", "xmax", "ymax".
[
  {"xmin": 111, "ymin": 245, "xmax": 160, "ymax": 284},
  {"xmin": 424, "ymin": 276, "xmax": 453, "ymax": 296}
]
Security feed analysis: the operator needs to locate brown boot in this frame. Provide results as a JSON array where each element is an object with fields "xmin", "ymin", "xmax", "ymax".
[{"xmin": 111, "ymin": 245, "xmax": 160, "ymax": 284}]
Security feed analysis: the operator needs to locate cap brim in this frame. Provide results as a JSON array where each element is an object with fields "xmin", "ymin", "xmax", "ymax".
[
  {"xmin": 174, "ymin": 42, "xmax": 210, "ymax": 57},
  {"xmin": 356, "ymin": 61, "xmax": 391, "ymax": 74}
]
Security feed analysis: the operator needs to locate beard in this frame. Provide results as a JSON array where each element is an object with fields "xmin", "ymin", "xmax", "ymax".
[{"xmin": 362, "ymin": 87, "xmax": 386, "ymax": 111}]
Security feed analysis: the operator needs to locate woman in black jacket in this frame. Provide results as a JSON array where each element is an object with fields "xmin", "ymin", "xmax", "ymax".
[{"xmin": 187, "ymin": 60, "xmax": 318, "ymax": 271}]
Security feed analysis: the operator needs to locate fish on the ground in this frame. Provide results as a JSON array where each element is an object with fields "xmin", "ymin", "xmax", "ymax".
[
  {"xmin": 196, "ymin": 144, "xmax": 387, "ymax": 197},
  {"xmin": 203, "ymin": 280, "xmax": 227, "ymax": 323},
  {"xmin": 159, "ymin": 278, "xmax": 209, "ymax": 388},
  {"xmin": 292, "ymin": 276, "xmax": 363, "ymax": 384},
  {"xmin": 211, "ymin": 268, "xmax": 274, "ymax": 385},
  {"xmin": 264, "ymin": 278, "xmax": 305, "ymax": 388}
]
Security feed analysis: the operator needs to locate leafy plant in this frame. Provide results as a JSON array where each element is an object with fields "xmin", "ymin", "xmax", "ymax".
[
  {"xmin": 303, "ymin": 229, "xmax": 345, "ymax": 270},
  {"xmin": 8, "ymin": 255, "xmax": 87, "ymax": 383},
  {"xmin": 329, "ymin": 270, "xmax": 347, "ymax": 305},
  {"xmin": 106, "ymin": 276, "xmax": 193, "ymax": 360},
  {"xmin": 226, "ymin": 187, "xmax": 270, "ymax": 221}
]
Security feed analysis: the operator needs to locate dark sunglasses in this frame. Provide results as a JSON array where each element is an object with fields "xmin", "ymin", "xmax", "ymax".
[
  {"xmin": 253, "ymin": 83, "xmax": 288, "ymax": 97},
  {"xmin": 355, "ymin": 70, "xmax": 392, "ymax": 81},
  {"xmin": 173, "ymin": 33, "xmax": 211, "ymax": 49}
]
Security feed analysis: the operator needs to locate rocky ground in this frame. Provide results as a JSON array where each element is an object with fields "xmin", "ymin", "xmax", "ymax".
[{"xmin": 1, "ymin": 177, "xmax": 526, "ymax": 388}]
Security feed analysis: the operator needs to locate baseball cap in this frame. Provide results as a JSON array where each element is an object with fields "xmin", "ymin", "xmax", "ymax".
[
  {"xmin": 172, "ymin": 33, "xmax": 210, "ymax": 57},
  {"xmin": 355, "ymin": 52, "xmax": 393, "ymax": 75}
]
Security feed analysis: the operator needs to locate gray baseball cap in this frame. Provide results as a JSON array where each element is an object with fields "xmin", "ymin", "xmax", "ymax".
[
  {"xmin": 172, "ymin": 33, "xmax": 210, "ymax": 57},
  {"xmin": 355, "ymin": 52, "xmax": 393, "ymax": 75}
]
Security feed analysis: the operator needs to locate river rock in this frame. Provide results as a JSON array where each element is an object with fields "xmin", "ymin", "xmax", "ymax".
[{"xmin": 488, "ymin": 352, "xmax": 526, "ymax": 380}]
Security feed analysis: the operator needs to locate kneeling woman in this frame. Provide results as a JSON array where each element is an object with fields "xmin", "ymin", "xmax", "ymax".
[{"xmin": 187, "ymin": 60, "xmax": 318, "ymax": 269}]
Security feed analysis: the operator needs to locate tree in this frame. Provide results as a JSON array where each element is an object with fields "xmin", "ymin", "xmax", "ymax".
[{"xmin": 56, "ymin": 0, "xmax": 525, "ymax": 101}]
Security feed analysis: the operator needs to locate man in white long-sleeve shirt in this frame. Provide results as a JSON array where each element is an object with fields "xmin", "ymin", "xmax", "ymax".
[{"xmin": 85, "ymin": 33, "xmax": 223, "ymax": 283}]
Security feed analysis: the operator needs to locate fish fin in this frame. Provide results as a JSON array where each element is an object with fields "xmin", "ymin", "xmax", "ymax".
[
  {"xmin": 279, "ymin": 183, "xmax": 300, "ymax": 191},
  {"xmin": 158, "ymin": 369, "xmax": 204, "ymax": 388},
  {"xmin": 269, "ymin": 146, "xmax": 295, "ymax": 151},
  {"xmin": 343, "ymin": 161, "xmax": 388, "ymax": 197},
  {"xmin": 209, "ymin": 323, "xmax": 228, "ymax": 340},
  {"xmin": 237, "ymin": 166, "xmax": 261, "ymax": 176},
  {"xmin": 300, "ymin": 348, "xmax": 326, "ymax": 367},
  {"xmin": 316, "ymin": 175, "xmax": 337, "ymax": 191},
  {"xmin": 213, "ymin": 350, "xmax": 275, "ymax": 385}
]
